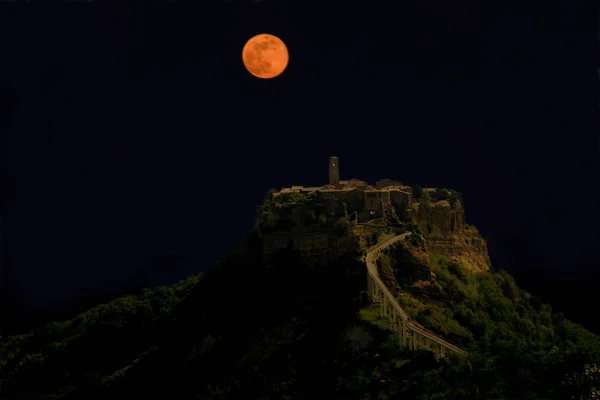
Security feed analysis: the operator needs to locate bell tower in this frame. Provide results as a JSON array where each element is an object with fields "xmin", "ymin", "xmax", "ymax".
[{"xmin": 329, "ymin": 156, "xmax": 340, "ymax": 186}]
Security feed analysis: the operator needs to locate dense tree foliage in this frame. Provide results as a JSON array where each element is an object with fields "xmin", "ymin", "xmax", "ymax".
[
  {"xmin": 412, "ymin": 184, "xmax": 423, "ymax": 200},
  {"xmin": 0, "ymin": 274, "xmax": 202, "ymax": 399},
  {"xmin": 379, "ymin": 242, "xmax": 600, "ymax": 398},
  {"xmin": 384, "ymin": 207, "xmax": 403, "ymax": 227}
]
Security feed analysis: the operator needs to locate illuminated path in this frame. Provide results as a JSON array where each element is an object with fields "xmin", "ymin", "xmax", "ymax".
[{"xmin": 365, "ymin": 233, "xmax": 468, "ymax": 359}]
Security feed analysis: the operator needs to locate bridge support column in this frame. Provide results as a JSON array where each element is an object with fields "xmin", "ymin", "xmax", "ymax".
[
  {"xmin": 373, "ymin": 280, "xmax": 378, "ymax": 301},
  {"xmin": 400, "ymin": 321, "xmax": 407, "ymax": 348},
  {"xmin": 384, "ymin": 296, "xmax": 388, "ymax": 317},
  {"xmin": 369, "ymin": 282, "xmax": 376, "ymax": 303}
]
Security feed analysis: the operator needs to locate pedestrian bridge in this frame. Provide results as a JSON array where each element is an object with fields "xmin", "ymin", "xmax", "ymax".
[{"xmin": 365, "ymin": 233, "xmax": 468, "ymax": 360}]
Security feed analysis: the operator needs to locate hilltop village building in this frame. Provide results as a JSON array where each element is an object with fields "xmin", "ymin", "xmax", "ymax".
[
  {"xmin": 272, "ymin": 156, "xmax": 415, "ymax": 221},
  {"xmin": 258, "ymin": 156, "xmax": 417, "ymax": 255},
  {"xmin": 259, "ymin": 156, "xmax": 464, "ymax": 255}
]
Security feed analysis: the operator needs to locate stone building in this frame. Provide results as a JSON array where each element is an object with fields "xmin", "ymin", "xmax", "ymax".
[
  {"xmin": 316, "ymin": 188, "xmax": 347, "ymax": 200},
  {"xmin": 364, "ymin": 188, "xmax": 380, "ymax": 216},
  {"xmin": 340, "ymin": 178, "xmax": 368, "ymax": 189},
  {"xmin": 386, "ymin": 188, "xmax": 412, "ymax": 207},
  {"xmin": 329, "ymin": 156, "xmax": 340, "ymax": 186},
  {"xmin": 341, "ymin": 188, "xmax": 364, "ymax": 213},
  {"xmin": 272, "ymin": 156, "xmax": 418, "ymax": 220},
  {"xmin": 376, "ymin": 179, "xmax": 403, "ymax": 189},
  {"xmin": 258, "ymin": 156, "xmax": 468, "ymax": 258},
  {"xmin": 267, "ymin": 155, "xmax": 464, "ymax": 231}
]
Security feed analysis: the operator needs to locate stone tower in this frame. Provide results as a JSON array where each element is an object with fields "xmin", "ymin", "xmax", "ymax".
[{"xmin": 329, "ymin": 156, "xmax": 340, "ymax": 186}]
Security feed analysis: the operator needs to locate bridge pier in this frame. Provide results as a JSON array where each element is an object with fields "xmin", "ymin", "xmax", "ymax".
[
  {"xmin": 433, "ymin": 343, "xmax": 445, "ymax": 360},
  {"xmin": 399, "ymin": 320, "xmax": 407, "ymax": 348},
  {"xmin": 368, "ymin": 275, "xmax": 378, "ymax": 303},
  {"xmin": 424, "ymin": 336, "xmax": 431, "ymax": 350}
]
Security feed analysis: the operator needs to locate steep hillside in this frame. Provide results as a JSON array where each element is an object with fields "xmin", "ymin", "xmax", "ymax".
[
  {"xmin": 1, "ymin": 196, "xmax": 600, "ymax": 399},
  {"xmin": 425, "ymin": 225, "xmax": 491, "ymax": 273}
]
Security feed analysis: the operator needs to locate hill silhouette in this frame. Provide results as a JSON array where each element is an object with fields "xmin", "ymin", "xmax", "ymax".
[{"xmin": 1, "ymin": 194, "xmax": 600, "ymax": 399}]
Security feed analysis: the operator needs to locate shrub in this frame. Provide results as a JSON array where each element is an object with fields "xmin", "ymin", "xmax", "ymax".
[{"xmin": 412, "ymin": 184, "xmax": 423, "ymax": 200}]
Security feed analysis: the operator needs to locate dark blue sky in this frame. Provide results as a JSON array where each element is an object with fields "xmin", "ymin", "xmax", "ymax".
[{"xmin": 1, "ymin": 2, "xmax": 598, "ymax": 334}]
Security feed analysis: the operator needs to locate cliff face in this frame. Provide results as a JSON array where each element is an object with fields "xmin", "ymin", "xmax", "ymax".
[
  {"xmin": 378, "ymin": 244, "xmax": 434, "ymax": 298},
  {"xmin": 408, "ymin": 199, "xmax": 489, "ymax": 273},
  {"xmin": 412, "ymin": 200, "xmax": 465, "ymax": 235},
  {"xmin": 425, "ymin": 225, "xmax": 491, "ymax": 273}
]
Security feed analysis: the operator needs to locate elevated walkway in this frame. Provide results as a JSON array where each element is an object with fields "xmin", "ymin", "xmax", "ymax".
[{"xmin": 365, "ymin": 234, "xmax": 468, "ymax": 359}]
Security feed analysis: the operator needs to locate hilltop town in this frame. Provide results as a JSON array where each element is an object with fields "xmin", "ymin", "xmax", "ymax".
[
  {"xmin": 255, "ymin": 156, "xmax": 490, "ymax": 270},
  {"xmin": 263, "ymin": 156, "xmax": 463, "ymax": 227}
]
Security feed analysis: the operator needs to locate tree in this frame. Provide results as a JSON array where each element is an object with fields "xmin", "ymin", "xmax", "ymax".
[
  {"xmin": 419, "ymin": 191, "xmax": 432, "ymax": 209},
  {"xmin": 435, "ymin": 188, "xmax": 451, "ymax": 201},
  {"xmin": 385, "ymin": 208, "xmax": 402, "ymax": 226},
  {"xmin": 265, "ymin": 188, "xmax": 278, "ymax": 202},
  {"xmin": 563, "ymin": 364, "xmax": 600, "ymax": 399},
  {"xmin": 448, "ymin": 190, "xmax": 462, "ymax": 209},
  {"xmin": 333, "ymin": 216, "xmax": 351, "ymax": 236},
  {"xmin": 262, "ymin": 212, "xmax": 278, "ymax": 232},
  {"xmin": 412, "ymin": 184, "xmax": 423, "ymax": 200},
  {"xmin": 287, "ymin": 192, "xmax": 308, "ymax": 203}
]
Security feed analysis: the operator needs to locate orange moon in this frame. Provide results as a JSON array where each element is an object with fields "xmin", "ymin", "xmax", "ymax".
[{"xmin": 242, "ymin": 33, "xmax": 289, "ymax": 79}]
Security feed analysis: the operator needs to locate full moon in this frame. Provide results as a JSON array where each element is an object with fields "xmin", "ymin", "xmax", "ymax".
[{"xmin": 242, "ymin": 33, "xmax": 289, "ymax": 79}]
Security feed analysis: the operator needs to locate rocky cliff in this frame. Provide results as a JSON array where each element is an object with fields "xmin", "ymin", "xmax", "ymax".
[
  {"xmin": 413, "ymin": 200, "xmax": 465, "ymax": 234},
  {"xmin": 408, "ymin": 198, "xmax": 489, "ymax": 273},
  {"xmin": 425, "ymin": 225, "xmax": 491, "ymax": 273}
]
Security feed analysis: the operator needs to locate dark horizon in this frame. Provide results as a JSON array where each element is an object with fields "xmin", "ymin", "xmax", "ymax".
[{"xmin": 1, "ymin": 2, "xmax": 599, "ymax": 337}]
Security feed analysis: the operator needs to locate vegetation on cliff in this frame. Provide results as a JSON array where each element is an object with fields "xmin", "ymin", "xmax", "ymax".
[
  {"xmin": 1, "ymin": 192, "xmax": 599, "ymax": 399},
  {"xmin": 377, "ymin": 232, "xmax": 600, "ymax": 398},
  {"xmin": 259, "ymin": 191, "xmax": 345, "ymax": 234},
  {"xmin": 412, "ymin": 185, "xmax": 462, "ymax": 210}
]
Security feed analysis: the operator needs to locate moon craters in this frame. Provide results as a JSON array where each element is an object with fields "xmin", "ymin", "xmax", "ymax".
[{"xmin": 242, "ymin": 34, "xmax": 289, "ymax": 79}]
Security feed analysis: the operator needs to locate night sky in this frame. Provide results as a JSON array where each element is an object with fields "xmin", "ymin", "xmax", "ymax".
[{"xmin": 1, "ymin": 2, "xmax": 598, "ymax": 335}]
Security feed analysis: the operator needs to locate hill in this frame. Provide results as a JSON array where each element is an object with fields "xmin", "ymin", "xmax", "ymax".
[{"xmin": 1, "ymin": 190, "xmax": 600, "ymax": 399}]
